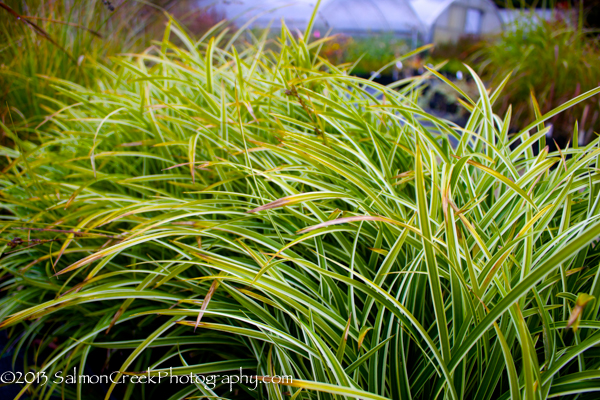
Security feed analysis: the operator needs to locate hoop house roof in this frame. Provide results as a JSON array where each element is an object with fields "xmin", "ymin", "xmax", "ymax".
[
  {"xmin": 320, "ymin": 0, "xmax": 424, "ymax": 34},
  {"xmin": 196, "ymin": 0, "xmax": 425, "ymax": 36},
  {"xmin": 409, "ymin": 0, "xmax": 456, "ymax": 28},
  {"xmin": 410, "ymin": 0, "xmax": 503, "ymax": 42}
]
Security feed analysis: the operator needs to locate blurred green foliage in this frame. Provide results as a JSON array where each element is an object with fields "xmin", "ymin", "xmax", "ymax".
[
  {"xmin": 0, "ymin": 0, "xmax": 171, "ymax": 125},
  {"xmin": 321, "ymin": 34, "xmax": 410, "ymax": 76},
  {"xmin": 474, "ymin": 17, "xmax": 600, "ymax": 143}
]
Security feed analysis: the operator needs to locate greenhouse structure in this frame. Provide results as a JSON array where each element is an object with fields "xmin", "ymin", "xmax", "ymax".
[
  {"xmin": 410, "ymin": 0, "xmax": 503, "ymax": 43},
  {"xmin": 196, "ymin": 0, "xmax": 504, "ymax": 44}
]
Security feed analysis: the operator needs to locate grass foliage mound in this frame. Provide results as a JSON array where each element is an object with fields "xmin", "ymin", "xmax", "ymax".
[{"xmin": 2, "ymin": 16, "xmax": 600, "ymax": 400}]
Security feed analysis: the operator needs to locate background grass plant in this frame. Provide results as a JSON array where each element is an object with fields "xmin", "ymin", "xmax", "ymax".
[
  {"xmin": 2, "ymin": 9, "xmax": 600, "ymax": 400},
  {"xmin": 474, "ymin": 16, "xmax": 600, "ymax": 146},
  {"xmin": 0, "ymin": 0, "xmax": 174, "ymax": 127},
  {"xmin": 320, "ymin": 34, "xmax": 410, "ymax": 77}
]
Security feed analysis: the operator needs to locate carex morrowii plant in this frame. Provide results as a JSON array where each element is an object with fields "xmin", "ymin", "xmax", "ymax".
[{"xmin": 2, "ymin": 9, "xmax": 600, "ymax": 400}]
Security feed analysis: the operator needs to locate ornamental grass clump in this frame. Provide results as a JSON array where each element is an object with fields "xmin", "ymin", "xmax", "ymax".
[{"xmin": 2, "ymin": 12, "xmax": 600, "ymax": 400}]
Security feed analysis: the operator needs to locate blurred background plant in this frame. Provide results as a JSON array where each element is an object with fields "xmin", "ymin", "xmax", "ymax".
[
  {"xmin": 473, "ymin": 15, "xmax": 600, "ymax": 146},
  {"xmin": 425, "ymin": 35, "xmax": 481, "ymax": 76},
  {"xmin": 320, "ymin": 34, "xmax": 410, "ymax": 77},
  {"xmin": 0, "ymin": 0, "xmax": 178, "ymax": 129}
]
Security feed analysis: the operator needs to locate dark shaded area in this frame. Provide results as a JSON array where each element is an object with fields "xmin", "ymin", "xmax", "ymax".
[
  {"xmin": 0, "ymin": 319, "xmax": 258, "ymax": 399},
  {"xmin": 0, "ymin": 331, "xmax": 24, "ymax": 399}
]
